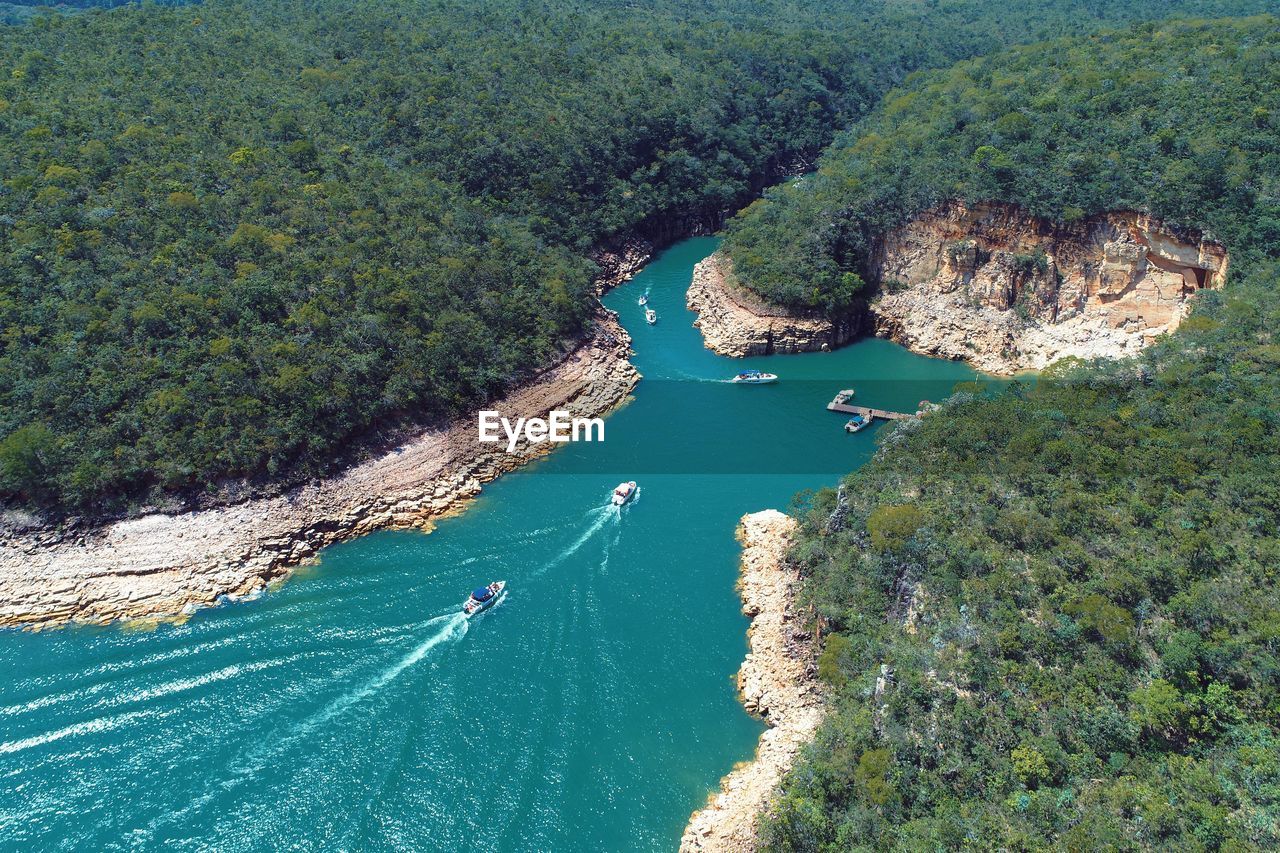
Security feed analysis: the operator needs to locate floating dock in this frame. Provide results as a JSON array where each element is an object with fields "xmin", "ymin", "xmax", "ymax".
[{"xmin": 826, "ymin": 390, "xmax": 913, "ymax": 421}]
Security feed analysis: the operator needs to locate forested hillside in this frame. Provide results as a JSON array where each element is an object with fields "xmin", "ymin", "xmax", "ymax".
[
  {"xmin": 2, "ymin": 0, "xmax": 1278, "ymax": 515},
  {"xmin": 723, "ymin": 16, "xmax": 1280, "ymax": 313},
  {"xmin": 761, "ymin": 20, "xmax": 1280, "ymax": 850}
]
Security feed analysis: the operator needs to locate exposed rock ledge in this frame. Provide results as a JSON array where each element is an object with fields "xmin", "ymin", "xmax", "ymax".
[
  {"xmin": 872, "ymin": 201, "xmax": 1228, "ymax": 373},
  {"xmin": 686, "ymin": 254, "xmax": 857, "ymax": 356},
  {"xmin": 681, "ymin": 510, "xmax": 824, "ymax": 852},
  {"xmin": 691, "ymin": 202, "xmax": 1227, "ymax": 374},
  {"xmin": 0, "ymin": 311, "xmax": 638, "ymax": 630}
]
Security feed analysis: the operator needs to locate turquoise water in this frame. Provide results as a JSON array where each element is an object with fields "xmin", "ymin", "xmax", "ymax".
[{"xmin": 0, "ymin": 237, "xmax": 981, "ymax": 850}]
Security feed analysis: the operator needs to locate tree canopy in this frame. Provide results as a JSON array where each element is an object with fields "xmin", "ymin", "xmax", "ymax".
[{"xmin": 7, "ymin": 0, "xmax": 1265, "ymax": 514}]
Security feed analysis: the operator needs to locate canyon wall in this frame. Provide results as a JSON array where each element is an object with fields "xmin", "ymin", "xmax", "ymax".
[
  {"xmin": 692, "ymin": 202, "xmax": 1227, "ymax": 374},
  {"xmin": 870, "ymin": 201, "xmax": 1228, "ymax": 373}
]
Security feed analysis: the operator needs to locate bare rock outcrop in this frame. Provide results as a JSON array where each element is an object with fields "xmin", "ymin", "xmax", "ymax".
[
  {"xmin": 686, "ymin": 254, "xmax": 856, "ymax": 356},
  {"xmin": 681, "ymin": 510, "xmax": 824, "ymax": 852},
  {"xmin": 0, "ymin": 311, "xmax": 638, "ymax": 629},
  {"xmin": 592, "ymin": 236, "xmax": 655, "ymax": 294},
  {"xmin": 871, "ymin": 201, "xmax": 1228, "ymax": 373}
]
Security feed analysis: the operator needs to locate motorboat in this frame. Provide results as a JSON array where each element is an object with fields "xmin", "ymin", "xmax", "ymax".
[
  {"xmin": 844, "ymin": 414, "xmax": 871, "ymax": 433},
  {"xmin": 463, "ymin": 581, "xmax": 506, "ymax": 616},
  {"xmin": 731, "ymin": 370, "xmax": 777, "ymax": 385},
  {"xmin": 645, "ymin": 308, "xmax": 657, "ymax": 325},
  {"xmin": 638, "ymin": 294, "xmax": 648, "ymax": 305},
  {"xmin": 611, "ymin": 481, "xmax": 637, "ymax": 506}
]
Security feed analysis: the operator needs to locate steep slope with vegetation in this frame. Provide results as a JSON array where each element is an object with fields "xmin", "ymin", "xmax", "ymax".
[
  {"xmin": 759, "ymin": 20, "xmax": 1280, "ymax": 850},
  {"xmin": 723, "ymin": 16, "xmax": 1280, "ymax": 314},
  {"xmin": 3, "ymin": 0, "xmax": 1276, "ymax": 516}
]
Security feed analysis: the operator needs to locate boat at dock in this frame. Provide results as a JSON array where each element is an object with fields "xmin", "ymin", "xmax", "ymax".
[
  {"xmin": 731, "ymin": 370, "xmax": 777, "ymax": 385},
  {"xmin": 844, "ymin": 414, "xmax": 871, "ymax": 433},
  {"xmin": 826, "ymin": 389, "xmax": 911, "ymax": 421},
  {"xmin": 612, "ymin": 481, "xmax": 637, "ymax": 505},
  {"xmin": 463, "ymin": 581, "xmax": 506, "ymax": 616},
  {"xmin": 645, "ymin": 308, "xmax": 657, "ymax": 324}
]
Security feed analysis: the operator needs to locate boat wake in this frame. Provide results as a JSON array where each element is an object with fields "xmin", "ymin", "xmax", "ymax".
[
  {"xmin": 297, "ymin": 613, "xmax": 469, "ymax": 736},
  {"xmin": 528, "ymin": 504, "xmax": 618, "ymax": 579},
  {"xmin": 138, "ymin": 612, "xmax": 472, "ymax": 839},
  {"xmin": 0, "ymin": 708, "xmax": 156, "ymax": 756}
]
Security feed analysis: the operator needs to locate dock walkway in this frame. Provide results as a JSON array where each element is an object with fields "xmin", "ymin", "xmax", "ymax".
[{"xmin": 826, "ymin": 390, "xmax": 913, "ymax": 421}]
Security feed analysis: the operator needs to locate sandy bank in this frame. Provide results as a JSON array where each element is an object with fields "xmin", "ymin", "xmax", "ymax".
[
  {"xmin": 0, "ymin": 310, "xmax": 637, "ymax": 629},
  {"xmin": 681, "ymin": 509, "xmax": 824, "ymax": 852}
]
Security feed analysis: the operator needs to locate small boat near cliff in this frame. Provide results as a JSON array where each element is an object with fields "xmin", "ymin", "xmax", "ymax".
[
  {"xmin": 638, "ymin": 294, "xmax": 648, "ymax": 305},
  {"xmin": 731, "ymin": 370, "xmax": 777, "ymax": 385},
  {"xmin": 645, "ymin": 308, "xmax": 657, "ymax": 325},
  {"xmin": 463, "ymin": 581, "xmax": 506, "ymax": 616},
  {"xmin": 612, "ymin": 481, "xmax": 637, "ymax": 506}
]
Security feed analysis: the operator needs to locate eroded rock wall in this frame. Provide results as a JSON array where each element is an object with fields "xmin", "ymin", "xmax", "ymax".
[
  {"xmin": 686, "ymin": 254, "xmax": 858, "ymax": 356},
  {"xmin": 871, "ymin": 201, "xmax": 1228, "ymax": 373}
]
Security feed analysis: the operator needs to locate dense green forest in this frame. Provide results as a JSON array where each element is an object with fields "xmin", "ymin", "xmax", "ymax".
[
  {"xmin": 0, "ymin": 1, "xmax": 191, "ymax": 27},
  {"xmin": 763, "ymin": 20, "xmax": 1280, "ymax": 851},
  {"xmin": 723, "ymin": 17, "xmax": 1280, "ymax": 313},
  {"xmin": 3, "ymin": 0, "xmax": 1278, "ymax": 515}
]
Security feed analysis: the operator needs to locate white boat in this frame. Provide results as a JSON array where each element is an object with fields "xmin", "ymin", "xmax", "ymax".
[
  {"xmin": 638, "ymin": 295, "xmax": 648, "ymax": 305},
  {"xmin": 645, "ymin": 308, "xmax": 657, "ymax": 325},
  {"xmin": 611, "ymin": 481, "xmax": 637, "ymax": 506},
  {"xmin": 844, "ymin": 414, "xmax": 871, "ymax": 433},
  {"xmin": 463, "ymin": 581, "xmax": 506, "ymax": 616},
  {"xmin": 731, "ymin": 370, "xmax": 777, "ymax": 385}
]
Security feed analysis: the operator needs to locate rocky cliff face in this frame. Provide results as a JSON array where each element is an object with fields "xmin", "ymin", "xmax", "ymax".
[
  {"xmin": 871, "ymin": 201, "xmax": 1228, "ymax": 373},
  {"xmin": 681, "ymin": 510, "xmax": 824, "ymax": 852},
  {"xmin": 686, "ymin": 254, "xmax": 858, "ymax": 356}
]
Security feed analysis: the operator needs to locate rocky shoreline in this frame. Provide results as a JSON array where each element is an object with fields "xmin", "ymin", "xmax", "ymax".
[
  {"xmin": 686, "ymin": 254, "xmax": 857, "ymax": 357},
  {"xmin": 681, "ymin": 510, "xmax": 824, "ymax": 852},
  {"xmin": 0, "ymin": 309, "xmax": 638, "ymax": 630}
]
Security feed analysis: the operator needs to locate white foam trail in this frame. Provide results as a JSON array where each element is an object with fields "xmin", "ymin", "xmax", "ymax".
[
  {"xmin": 528, "ymin": 504, "xmax": 617, "ymax": 579},
  {"xmin": 140, "ymin": 614, "xmax": 474, "ymax": 839},
  {"xmin": 0, "ymin": 709, "xmax": 153, "ymax": 755},
  {"xmin": 111, "ymin": 655, "xmax": 302, "ymax": 708},
  {"xmin": 598, "ymin": 525, "xmax": 623, "ymax": 576},
  {"xmin": 304, "ymin": 614, "xmax": 468, "ymax": 730}
]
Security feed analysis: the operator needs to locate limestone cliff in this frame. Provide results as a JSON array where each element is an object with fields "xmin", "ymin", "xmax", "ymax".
[
  {"xmin": 686, "ymin": 254, "xmax": 857, "ymax": 356},
  {"xmin": 871, "ymin": 201, "xmax": 1228, "ymax": 373},
  {"xmin": 681, "ymin": 510, "xmax": 824, "ymax": 852}
]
